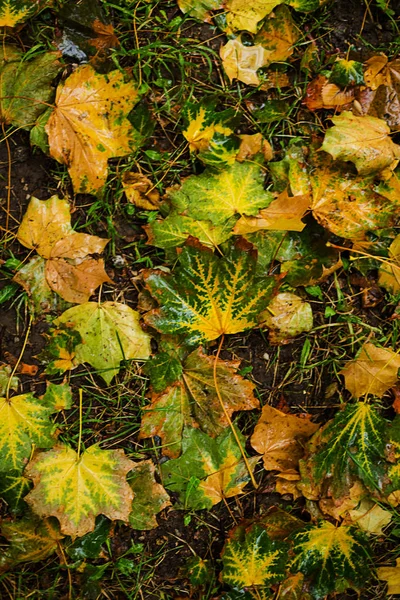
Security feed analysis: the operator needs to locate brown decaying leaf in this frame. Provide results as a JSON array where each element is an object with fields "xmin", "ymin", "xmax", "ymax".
[
  {"xmin": 236, "ymin": 133, "xmax": 273, "ymax": 163},
  {"xmin": 305, "ymin": 74, "xmax": 354, "ymax": 111},
  {"xmin": 89, "ymin": 19, "xmax": 120, "ymax": 51},
  {"xmin": 234, "ymin": 189, "xmax": 309, "ymax": 234},
  {"xmin": 339, "ymin": 342, "xmax": 400, "ymax": 398},
  {"xmin": 359, "ymin": 55, "xmax": 400, "ymax": 130},
  {"xmin": 45, "ymin": 257, "xmax": 112, "ymax": 305},
  {"xmin": 251, "ymin": 404, "xmax": 319, "ymax": 473},
  {"xmin": 122, "ymin": 172, "xmax": 161, "ymax": 210}
]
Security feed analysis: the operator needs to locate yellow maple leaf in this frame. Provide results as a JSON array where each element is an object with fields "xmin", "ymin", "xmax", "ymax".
[
  {"xmin": 234, "ymin": 190, "xmax": 309, "ymax": 234},
  {"xmin": 377, "ymin": 558, "xmax": 400, "ymax": 595},
  {"xmin": 46, "ymin": 65, "xmax": 139, "ymax": 195}
]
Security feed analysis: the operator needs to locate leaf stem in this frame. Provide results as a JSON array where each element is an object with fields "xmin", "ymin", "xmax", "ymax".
[
  {"xmin": 77, "ymin": 389, "xmax": 83, "ymax": 460},
  {"xmin": 213, "ymin": 335, "xmax": 258, "ymax": 490},
  {"xmin": 6, "ymin": 315, "xmax": 33, "ymax": 401}
]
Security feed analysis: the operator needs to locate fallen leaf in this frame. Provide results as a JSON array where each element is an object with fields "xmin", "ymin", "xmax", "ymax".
[
  {"xmin": 377, "ymin": 558, "xmax": 400, "ymax": 595},
  {"xmin": 234, "ymin": 190, "xmax": 309, "ymax": 234},
  {"xmin": 305, "ymin": 75, "xmax": 354, "ymax": 111},
  {"xmin": 361, "ymin": 55, "xmax": 400, "ymax": 130},
  {"xmin": 0, "ymin": 471, "xmax": 32, "ymax": 514},
  {"xmin": 251, "ymin": 404, "xmax": 318, "ymax": 472},
  {"xmin": 347, "ymin": 499, "xmax": 392, "ymax": 535},
  {"xmin": 220, "ymin": 39, "xmax": 272, "ymax": 86},
  {"xmin": 291, "ymin": 521, "xmax": 372, "ymax": 598},
  {"xmin": 378, "ymin": 234, "xmax": 400, "ymax": 293},
  {"xmin": 128, "ymin": 460, "xmax": 171, "ymax": 530},
  {"xmin": 321, "ymin": 112, "xmax": 400, "ymax": 175},
  {"xmin": 278, "ymin": 572, "xmax": 312, "ymax": 600},
  {"xmin": 254, "ymin": 5, "xmax": 300, "ymax": 63},
  {"xmin": 0, "ymin": 516, "xmax": 63, "ymax": 573},
  {"xmin": 25, "ymin": 444, "xmax": 136, "ymax": 538},
  {"xmin": 0, "ymin": 45, "xmax": 61, "ymax": 129},
  {"xmin": 140, "ymin": 347, "xmax": 259, "ymax": 457},
  {"xmin": 89, "ymin": 19, "xmax": 119, "ymax": 52},
  {"xmin": 46, "ymin": 65, "xmax": 139, "ymax": 194},
  {"xmin": 122, "ymin": 172, "xmax": 161, "ymax": 210},
  {"xmin": 225, "ymin": 0, "xmax": 282, "ymax": 33},
  {"xmin": 329, "ymin": 59, "xmax": 364, "ymax": 87},
  {"xmin": 339, "ymin": 342, "xmax": 400, "ymax": 398},
  {"xmin": 221, "ymin": 523, "xmax": 288, "ymax": 591},
  {"xmin": 177, "ymin": 0, "xmax": 223, "ymax": 21},
  {"xmin": 236, "ymin": 133, "xmax": 273, "ymax": 162},
  {"xmin": 144, "ymin": 214, "xmax": 236, "ymax": 249},
  {"xmin": 144, "ymin": 241, "xmax": 277, "ymax": 346},
  {"xmin": 54, "ymin": 301, "xmax": 151, "ymax": 384},
  {"xmin": 161, "ymin": 427, "xmax": 259, "ymax": 509},
  {"xmin": 45, "ymin": 256, "xmax": 112, "ymax": 304},
  {"xmin": 259, "ymin": 293, "xmax": 313, "ymax": 344},
  {"xmin": 0, "ymin": 0, "xmax": 53, "ymax": 26},
  {"xmin": 0, "ymin": 364, "xmax": 18, "ymax": 396}
]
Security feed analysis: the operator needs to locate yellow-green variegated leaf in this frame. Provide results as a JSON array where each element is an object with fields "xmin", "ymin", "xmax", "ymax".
[
  {"xmin": 143, "ymin": 241, "xmax": 277, "ymax": 346},
  {"xmin": 25, "ymin": 444, "xmax": 136, "ymax": 538},
  {"xmin": 0, "ymin": 391, "xmax": 68, "ymax": 472},
  {"xmin": 0, "ymin": 0, "xmax": 53, "ymax": 27},
  {"xmin": 378, "ymin": 234, "xmax": 400, "ymax": 293},
  {"xmin": 160, "ymin": 427, "xmax": 259, "ymax": 509},
  {"xmin": 178, "ymin": 0, "xmax": 223, "ymax": 21},
  {"xmin": 0, "ymin": 515, "xmax": 63, "ymax": 573},
  {"xmin": 0, "ymin": 471, "xmax": 32, "ymax": 514},
  {"xmin": 0, "ymin": 364, "xmax": 18, "ymax": 396},
  {"xmin": 310, "ymin": 403, "xmax": 386, "ymax": 495},
  {"xmin": 225, "ymin": 0, "xmax": 282, "ymax": 33},
  {"xmin": 54, "ymin": 302, "xmax": 151, "ymax": 384},
  {"xmin": 291, "ymin": 521, "xmax": 372, "ymax": 598},
  {"xmin": 128, "ymin": 460, "xmax": 171, "ymax": 530},
  {"xmin": 221, "ymin": 522, "xmax": 288, "ymax": 591},
  {"xmin": 329, "ymin": 59, "xmax": 364, "ymax": 87},
  {"xmin": 144, "ymin": 214, "xmax": 236, "ymax": 249},
  {"xmin": 140, "ymin": 347, "xmax": 259, "ymax": 457},
  {"xmin": 167, "ymin": 162, "xmax": 273, "ymax": 226}
]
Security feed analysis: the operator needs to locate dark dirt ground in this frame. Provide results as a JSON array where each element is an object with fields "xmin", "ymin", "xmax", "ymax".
[{"xmin": 1, "ymin": 1, "xmax": 400, "ymax": 599}]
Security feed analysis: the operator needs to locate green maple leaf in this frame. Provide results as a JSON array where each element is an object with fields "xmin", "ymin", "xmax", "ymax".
[
  {"xmin": 144, "ymin": 214, "xmax": 235, "ymax": 250},
  {"xmin": 329, "ymin": 59, "xmax": 364, "ymax": 87},
  {"xmin": 0, "ymin": 0, "xmax": 54, "ymax": 27},
  {"xmin": 160, "ymin": 427, "xmax": 259, "ymax": 510},
  {"xmin": 128, "ymin": 460, "xmax": 171, "ymax": 530},
  {"xmin": 0, "ymin": 385, "xmax": 71, "ymax": 472},
  {"xmin": 0, "ymin": 45, "xmax": 61, "ymax": 129},
  {"xmin": 140, "ymin": 347, "xmax": 259, "ymax": 457},
  {"xmin": 143, "ymin": 242, "xmax": 276, "ymax": 347},
  {"xmin": 221, "ymin": 522, "xmax": 288, "ymax": 591},
  {"xmin": 291, "ymin": 521, "xmax": 372, "ymax": 598},
  {"xmin": 0, "ymin": 470, "xmax": 32, "ymax": 514},
  {"xmin": 25, "ymin": 444, "xmax": 136, "ymax": 538},
  {"xmin": 52, "ymin": 301, "xmax": 151, "ymax": 384},
  {"xmin": 0, "ymin": 515, "xmax": 63, "ymax": 573}
]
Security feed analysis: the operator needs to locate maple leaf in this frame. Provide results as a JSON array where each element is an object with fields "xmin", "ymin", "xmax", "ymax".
[
  {"xmin": 258, "ymin": 292, "xmax": 313, "ymax": 344},
  {"xmin": 305, "ymin": 74, "xmax": 355, "ymax": 111},
  {"xmin": 53, "ymin": 302, "xmax": 151, "ymax": 384},
  {"xmin": 377, "ymin": 558, "xmax": 400, "ymax": 595},
  {"xmin": 329, "ymin": 59, "xmax": 364, "ymax": 87},
  {"xmin": 220, "ymin": 40, "xmax": 273, "ymax": 86},
  {"xmin": 46, "ymin": 65, "xmax": 139, "ymax": 194},
  {"xmin": 122, "ymin": 172, "xmax": 161, "ymax": 210},
  {"xmin": 321, "ymin": 112, "xmax": 400, "ymax": 175},
  {"xmin": 0, "ymin": 0, "xmax": 52, "ymax": 27},
  {"xmin": 291, "ymin": 521, "xmax": 372, "ymax": 598},
  {"xmin": 221, "ymin": 522, "xmax": 288, "ymax": 591},
  {"xmin": 236, "ymin": 133, "xmax": 273, "ymax": 163},
  {"xmin": 0, "ymin": 364, "xmax": 18, "ymax": 396},
  {"xmin": 128, "ymin": 460, "xmax": 171, "ymax": 530},
  {"xmin": 140, "ymin": 347, "xmax": 259, "ymax": 457},
  {"xmin": 347, "ymin": 499, "xmax": 392, "ymax": 535},
  {"xmin": 143, "ymin": 241, "xmax": 277, "ymax": 346},
  {"xmin": 0, "ymin": 470, "xmax": 32, "ymax": 514},
  {"xmin": 378, "ymin": 234, "xmax": 400, "ymax": 293},
  {"xmin": 359, "ymin": 55, "xmax": 400, "ymax": 130},
  {"xmin": 144, "ymin": 214, "xmax": 236, "ymax": 250},
  {"xmin": 0, "ymin": 45, "xmax": 61, "ymax": 129},
  {"xmin": 25, "ymin": 444, "xmax": 136, "ymax": 538},
  {"xmin": 0, "ymin": 386, "xmax": 71, "ymax": 472},
  {"xmin": 0, "ymin": 515, "xmax": 63, "ymax": 573},
  {"xmin": 233, "ymin": 190, "xmax": 309, "ymax": 235},
  {"xmin": 177, "ymin": 0, "xmax": 223, "ymax": 21},
  {"xmin": 250, "ymin": 404, "xmax": 318, "ymax": 473},
  {"xmin": 225, "ymin": 0, "xmax": 282, "ymax": 33},
  {"xmin": 16, "ymin": 196, "xmax": 111, "ymax": 304},
  {"xmin": 161, "ymin": 427, "xmax": 259, "ymax": 509},
  {"xmin": 339, "ymin": 342, "xmax": 400, "ymax": 398}
]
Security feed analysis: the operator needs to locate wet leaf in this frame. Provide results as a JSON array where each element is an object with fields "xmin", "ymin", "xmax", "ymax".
[
  {"xmin": 321, "ymin": 112, "xmax": 400, "ymax": 175},
  {"xmin": 122, "ymin": 172, "xmax": 161, "ymax": 210},
  {"xmin": 236, "ymin": 133, "xmax": 273, "ymax": 162},
  {"xmin": 53, "ymin": 302, "xmax": 151, "ymax": 384},
  {"xmin": 278, "ymin": 572, "xmax": 312, "ymax": 600},
  {"xmin": 309, "ymin": 402, "xmax": 386, "ymax": 495},
  {"xmin": 329, "ymin": 59, "xmax": 364, "ymax": 87},
  {"xmin": 347, "ymin": 499, "xmax": 392, "ymax": 535},
  {"xmin": 259, "ymin": 292, "xmax": 313, "ymax": 344},
  {"xmin": 38, "ymin": 326, "xmax": 82, "ymax": 375},
  {"xmin": 45, "ymin": 256, "xmax": 112, "ymax": 305},
  {"xmin": 25, "ymin": 444, "xmax": 135, "ymax": 538},
  {"xmin": 254, "ymin": 6, "xmax": 300, "ymax": 62},
  {"xmin": 0, "ymin": 515, "xmax": 63, "ymax": 573},
  {"xmin": 220, "ymin": 39, "xmax": 273, "ymax": 86},
  {"xmin": 305, "ymin": 75, "xmax": 354, "ymax": 111},
  {"xmin": 0, "ymin": 364, "xmax": 18, "ymax": 396},
  {"xmin": 0, "ymin": 46, "xmax": 61, "ymax": 128},
  {"xmin": 128, "ymin": 460, "xmax": 171, "ymax": 530},
  {"xmin": 0, "ymin": 390, "xmax": 70, "ymax": 472},
  {"xmin": 377, "ymin": 558, "xmax": 400, "ymax": 595},
  {"xmin": 140, "ymin": 347, "xmax": 259, "ymax": 457},
  {"xmin": 186, "ymin": 555, "xmax": 214, "ymax": 585},
  {"xmin": 291, "ymin": 521, "xmax": 372, "ymax": 598},
  {"xmin": 143, "ymin": 352, "xmax": 183, "ymax": 393},
  {"xmin": 221, "ymin": 522, "xmax": 288, "ymax": 590},
  {"xmin": 225, "ymin": 0, "xmax": 281, "ymax": 33},
  {"xmin": 378, "ymin": 234, "xmax": 400, "ymax": 292},
  {"xmin": 161, "ymin": 427, "xmax": 259, "ymax": 509},
  {"xmin": 178, "ymin": 0, "xmax": 223, "ymax": 21},
  {"xmin": 361, "ymin": 55, "xmax": 400, "ymax": 130},
  {"xmin": 66, "ymin": 515, "xmax": 111, "ymax": 560},
  {"xmin": 234, "ymin": 190, "xmax": 309, "ymax": 234},
  {"xmin": 251, "ymin": 404, "xmax": 318, "ymax": 472},
  {"xmin": 42, "ymin": 381, "xmax": 73, "ymax": 410},
  {"xmin": 143, "ymin": 241, "xmax": 277, "ymax": 346},
  {"xmin": 0, "ymin": 471, "xmax": 32, "ymax": 514},
  {"xmin": 144, "ymin": 214, "xmax": 235, "ymax": 250},
  {"xmin": 339, "ymin": 342, "xmax": 400, "ymax": 398},
  {"xmin": 170, "ymin": 162, "xmax": 273, "ymax": 224},
  {"xmin": 46, "ymin": 65, "xmax": 139, "ymax": 194}
]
